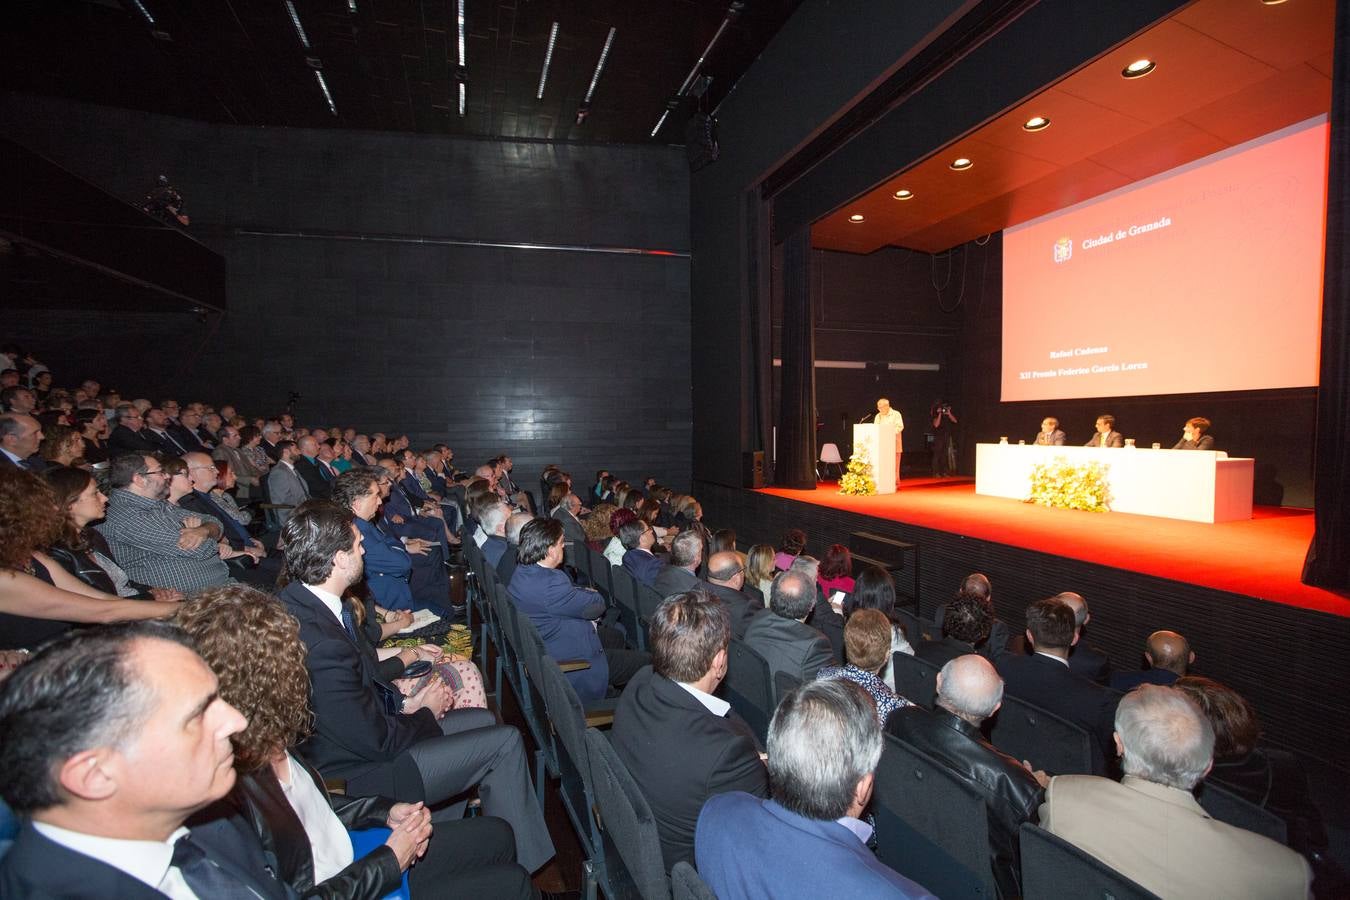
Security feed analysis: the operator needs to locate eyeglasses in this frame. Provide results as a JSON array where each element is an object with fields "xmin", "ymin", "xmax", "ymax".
[
  {"xmin": 188, "ymin": 465, "xmax": 215, "ymax": 472},
  {"xmin": 142, "ymin": 468, "xmax": 166, "ymax": 477}
]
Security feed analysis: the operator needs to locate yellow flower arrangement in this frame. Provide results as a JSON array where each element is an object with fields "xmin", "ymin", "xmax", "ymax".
[
  {"xmin": 839, "ymin": 447, "xmax": 877, "ymax": 496},
  {"xmin": 1027, "ymin": 456, "xmax": 1111, "ymax": 512}
]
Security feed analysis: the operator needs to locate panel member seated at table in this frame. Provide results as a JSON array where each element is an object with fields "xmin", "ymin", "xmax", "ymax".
[
  {"xmin": 1172, "ymin": 417, "xmax": 1215, "ymax": 451},
  {"xmin": 1034, "ymin": 417, "xmax": 1066, "ymax": 446},
  {"xmin": 1083, "ymin": 415, "xmax": 1123, "ymax": 448}
]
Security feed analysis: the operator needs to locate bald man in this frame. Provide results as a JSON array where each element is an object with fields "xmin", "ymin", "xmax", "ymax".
[
  {"xmin": 1111, "ymin": 630, "xmax": 1194, "ymax": 692},
  {"xmin": 1056, "ymin": 592, "xmax": 1111, "ymax": 685},
  {"xmin": 888, "ymin": 655, "xmax": 1044, "ymax": 897},
  {"xmin": 703, "ymin": 551, "xmax": 762, "ymax": 639}
]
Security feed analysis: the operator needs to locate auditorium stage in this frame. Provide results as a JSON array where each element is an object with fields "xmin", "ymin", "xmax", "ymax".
[{"xmin": 757, "ymin": 479, "xmax": 1347, "ymax": 618}]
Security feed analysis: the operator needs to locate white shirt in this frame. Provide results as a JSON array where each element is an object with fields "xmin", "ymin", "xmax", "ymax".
[
  {"xmin": 33, "ymin": 821, "xmax": 200, "ymax": 900},
  {"xmin": 677, "ymin": 681, "xmax": 732, "ymax": 717},
  {"xmin": 277, "ymin": 753, "xmax": 354, "ymax": 884},
  {"xmin": 1034, "ymin": 650, "xmax": 1070, "ymax": 668},
  {"xmin": 0, "ymin": 448, "xmax": 24, "ymax": 466},
  {"xmin": 306, "ymin": 584, "xmax": 346, "ymax": 628},
  {"xmin": 473, "ymin": 525, "xmax": 488, "ymax": 547},
  {"xmin": 875, "ymin": 408, "xmax": 904, "ymax": 435}
]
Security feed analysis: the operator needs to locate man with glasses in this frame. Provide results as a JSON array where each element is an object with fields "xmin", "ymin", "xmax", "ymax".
[
  {"xmin": 619, "ymin": 518, "xmax": 667, "ymax": 587},
  {"xmin": 704, "ymin": 550, "xmax": 762, "ymax": 639},
  {"xmin": 97, "ymin": 453, "xmax": 230, "ymax": 593},
  {"xmin": 107, "ymin": 404, "xmax": 161, "ymax": 455}
]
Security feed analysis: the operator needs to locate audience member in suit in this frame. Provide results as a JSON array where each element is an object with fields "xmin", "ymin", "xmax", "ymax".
[
  {"xmin": 696, "ymin": 679, "xmax": 937, "ymax": 899},
  {"xmin": 508, "ymin": 517, "xmax": 650, "ymax": 705},
  {"xmin": 178, "ymin": 451, "xmax": 280, "ymax": 588},
  {"xmin": 916, "ymin": 591, "xmax": 993, "ymax": 668},
  {"xmin": 370, "ymin": 467, "xmax": 452, "ymax": 612},
  {"xmin": 496, "ymin": 511, "xmax": 532, "ymax": 589},
  {"xmin": 106, "ymin": 405, "xmax": 163, "ymax": 455},
  {"xmin": 378, "ymin": 456, "xmax": 453, "ymax": 555},
  {"xmin": 612, "ymin": 591, "xmax": 768, "ymax": 871},
  {"xmin": 261, "ymin": 421, "xmax": 285, "ymax": 461},
  {"xmin": 333, "ymin": 468, "xmax": 419, "ymax": 611},
  {"xmin": 479, "ymin": 500, "xmax": 512, "ymax": 568},
  {"xmin": 996, "ymin": 597, "xmax": 1121, "ymax": 774},
  {"xmin": 1034, "ymin": 416, "xmax": 1067, "ymax": 446},
  {"xmin": 168, "ymin": 408, "xmax": 211, "ymax": 453},
  {"xmin": 1172, "ymin": 416, "xmax": 1216, "ymax": 451},
  {"xmin": 0, "ymin": 621, "xmax": 293, "ymax": 900},
  {"xmin": 619, "ymin": 518, "xmax": 667, "ymax": 587},
  {"xmin": 929, "ymin": 572, "xmax": 1013, "ymax": 658},
  {"xmin": 1058, "ymin": 592, "xmax": 1110, "ymax": 685},
  {"xmin": 1040, "ymin": 685, "xmax": 1310, "ymax": 899},
  {"xmin": 1084, "ymin": 414, "xmax": 1125, "ymax": 448},
  {"xmin": 888, "ymin": 654, "xmax": 1046, "ymax": 898},
  {"xmin": 704, "ymin": 550, "xmax": 762, "ymax": 639},
  {"xmin": 1112, "ymin": 630, "xmax": 1193, "ymax": 692},
  {"xmin": 1175, "ymin": 676, "xmax": 1342, "ymax": 890},
  {"xmin": 266, "ymin": 440, "xmax": 310, "ymax": 526},
  {"xmin": 742, "ymin": 570, "xmax": 836, "ymax": 685},
  {"xmin": 549, "ymin": 491, "xmax": 588, "ymax": 563},
  {"xmin": 176, "ymin": 584, "xmax": 539, "ymax": 900},
  {"xmin": 293, "ymin": 435, "xmax": 333, "ymax": 499},
  {"xmin": 276, "ymin": 502, "xmax": 555, "ymax": 873},
  {"xmin": 142, "ymin": 407, "xmax": 191, "ymax": 455},
  {"xmin": 0, "ymin": 412, "xmax": 45, "ymax": 471},
  {"xmin": 652, "ymin": 529, "xmax": 704, "ymax": 598}
]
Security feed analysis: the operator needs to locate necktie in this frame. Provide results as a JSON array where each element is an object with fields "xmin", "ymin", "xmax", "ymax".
[
  {"xmin": 319, "ymin": 462, "xmax": 333, "ymax": 481},
  {"xmin": 170, "ymin": 833, "xmax": 258, "ymax": 900},
  {"xmin": 340, "ymin": 606, "xmax": 359, "ymax": 643}
]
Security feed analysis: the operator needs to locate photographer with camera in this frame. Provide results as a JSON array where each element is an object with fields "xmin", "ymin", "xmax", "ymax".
[{"xmin": 931, "ymin": 399, "xmax": 958, "ymax": 477}]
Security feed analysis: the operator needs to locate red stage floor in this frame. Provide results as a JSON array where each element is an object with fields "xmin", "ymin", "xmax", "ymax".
[{"xmin": 757, "ymin": 479, "xmax": 1349, "ymax": 617}]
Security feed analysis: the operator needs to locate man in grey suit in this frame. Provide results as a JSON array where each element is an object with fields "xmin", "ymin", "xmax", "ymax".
[
  {"xmin": 550, "ymin": 491, "xmax": 587, "ymax": 564},
  {"xmin": 1034, "ymin": 416, "xmax": 1066, "ymax": 446},
  {"xmin": 653, "ymin": 530, "xmax": 703, "ymax": 598},
  {"xmin": 265, "ymin": 439, "xmax": 309, "ymax": 525},
  {"xmin": 742, "ymin": 570, "xmax": 835, "ymax": 684},
  {"xmin": 1084, "ymin": 415, "xmax": 1124, "ymax": 448}
]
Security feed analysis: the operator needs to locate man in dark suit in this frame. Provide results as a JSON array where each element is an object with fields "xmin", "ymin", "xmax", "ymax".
[
  {"xmin": 168, "ymin": 408, "xmax": 211, "ymax": 453},
  {"xmin": 742, "ymin": 570, "xmax": 835, "ymax": 684},
  {"xmin": 611, "ymin": 590, "xmax": 767, "ymax": 871},
  {"xmin": 1084, "ymin": 414, "xmax": 1125, "ymax": 448},
  {"xmin": 293, "ymin": 435, "xmax": 333, "ymax": 499},
  {"xmin": 276, "ymin": 502, "xmax": 555, "ymax": 873},
  {"xmin": 1111, "ymin": 630, "xmax": 1193, "ymax": 692},
  {"xmin": 549, "ymin": 490, "xmax": 588, "ymax": 557},
  {"xmin": 107, "ymin": 406, "xmax": 163, "ymax": 455},
  {"xmin": 888, "ymin": 654, "xmax": 1045, "ymax": 897},
  {"xmin": 1034, "ymin": 416, "xmax": 1066, "ymax": 446},
  {"xmin": 696, "ymin": 680, "xmax": 936, "ymax": 899},
  {"xmin": 996, "ymin": 597, "xmax": 1120, "ymax": 773},
  {"xmin": 619, "ymin": 518, "xmax": 667, "ymax": 587},
  {"xmin": 1058, "ymin": 592, "xmax": 1110, "ymax": 685},
  {"xmin": 178, "ymin": 451, "xmax": 280, "ymax": 588},
  {"xmin": 260, "ymin": 421, "xmax": 285, "ymax": 461},
  {"xmin": 704, "ymin": 550, "xmax": 762, "ymax": 639},
  {"xmin": 915, "ymin": 591, "xmax": 993, "ymax": 668},
  {"xmin": 929, "ymin": 573, "xmax": 1013, "ymax": 659},
  {"xmin": 0, "ymin": 412, "xmax": 45, "ymax": 470},
  {"xmin": 652, "ymin": 529, "xmax": 703, "ymax": 598},
  {"xmin": 496, "ymin": 511, "xmax": 532, "ymax": 588},
  {"xmin": 0, "ymin": 621, "xmax": 293, "ymax": 900},
  {"xmin": 479, "ymin": 500, "xmax": 512, "ymax": 568}
]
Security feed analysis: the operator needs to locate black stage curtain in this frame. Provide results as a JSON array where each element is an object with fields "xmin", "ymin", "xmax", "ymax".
[
  {"xmin": 1303, "ymin": 0, "xmax": 1350, "ymax": 590},
  {"xmin": 776, "ymin": 227, "xmax": 818, "ymax": 489}
]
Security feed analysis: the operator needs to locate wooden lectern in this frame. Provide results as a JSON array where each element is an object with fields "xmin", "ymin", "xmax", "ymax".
[{"xmin": 853, "ymin": 423, "xmax": 896, "ymax": 494}]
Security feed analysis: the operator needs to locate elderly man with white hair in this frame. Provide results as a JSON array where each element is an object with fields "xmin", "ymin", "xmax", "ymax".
[
  {"xmin": 1040, "ymin": 684, "xmax": 1310, "ymax": 899},
  {"xmin": 887, "ymin": 654, "xmax": 1045, "ymax": 897}
]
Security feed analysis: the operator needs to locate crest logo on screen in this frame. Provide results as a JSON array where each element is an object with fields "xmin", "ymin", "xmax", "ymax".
[{"xmin": 1053, "ymin": 237, "xmax": 1073, "ymax": 264}]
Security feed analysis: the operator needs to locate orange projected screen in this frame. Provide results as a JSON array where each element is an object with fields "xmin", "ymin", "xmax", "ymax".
[{"xmin": 1002, "ymin": 117, "xmax": 1327, "ymax": 402}]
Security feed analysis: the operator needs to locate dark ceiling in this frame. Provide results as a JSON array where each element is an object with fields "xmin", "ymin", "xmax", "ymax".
[{"xmin": 1, "ymin": 0, "xmax": 802, "ymax": 144}]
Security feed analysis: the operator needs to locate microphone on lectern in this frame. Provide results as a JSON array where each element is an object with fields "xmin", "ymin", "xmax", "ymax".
[{"xmin": 858, "ymin": 413, "xmax": 874, "ymax": 424}]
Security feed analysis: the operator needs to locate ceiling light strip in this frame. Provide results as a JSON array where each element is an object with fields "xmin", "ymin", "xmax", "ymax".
[
  {"xmin": 649, "ymin": 109, "xmax": 671, "ymax": 138},
  {"xmin": 584, "ymin": 27, "xmax": 617, "ymax": 104},
  {"xmin": 456, "ymin": 0, "xmax": 466, "ymax": 67},
  {"xmin": 284, "ymin": 0, "xmax": 311, "ymax": 49},
  {"xmin": 314, "ymin": 71, "xmax": 337, "ymax": 115},
  {"xmin": 537, "ymin": 22, "xmax": 558, "ymax": 99},
  {"xmin": 131, "ymin": 0, "xmax": 156, "ymax": 26},
  {"xmin": 458, "ymin": 81, "xmax": 466, "ymax": 117}
]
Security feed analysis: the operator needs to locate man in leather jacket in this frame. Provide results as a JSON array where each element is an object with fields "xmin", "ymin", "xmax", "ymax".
[{"xmin": 887, "ymin": 654, "xmax": 1045, "ymax": 899}]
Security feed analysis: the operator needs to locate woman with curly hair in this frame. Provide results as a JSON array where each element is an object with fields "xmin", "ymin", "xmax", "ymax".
[
  {"xmin": 774, "ymin": 527, "xmax": 807, "ymax": 571},
  {"xmin": 38, "ymin": 424, "xmax": 85, "ymax": 468},
  {"xmin": 175, "ymin": 584, "xmax": 535, "ymax": 899},
  {"xmin": 0, "ymin": 467, "xmax": 176, "ymax": 650},
  {"xmin": 583, "ymin": 501, "xmax": 618, "ymax": 548}
]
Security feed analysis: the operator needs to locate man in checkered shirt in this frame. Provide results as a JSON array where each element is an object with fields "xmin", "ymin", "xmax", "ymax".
[{"xmin": 96, "ymin": 453, "xmax": 231, "ymax": 593}]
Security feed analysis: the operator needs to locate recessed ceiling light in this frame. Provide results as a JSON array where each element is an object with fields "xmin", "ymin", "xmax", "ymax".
[
  {"xmin": 950, "ymin": 157, "xmax": 973, "ymax": 171},
  {"xmin": 1122, "ymin": 58, "xmax": 1156, "ymax": 79},
  {"xmin": 893, "ymin": 189, "xmax": 914, "ymax": 200},
  {"xmin": 1260, "ymin": 0, "xmax": 1290, "ymax": 5},
  {"xmin": 1022, "ymin": 116, "xmax": 1051, "ymax": 132},
  {"xmin": 848, "ymin": 214, "xmax": 865, "ymax": 223}
]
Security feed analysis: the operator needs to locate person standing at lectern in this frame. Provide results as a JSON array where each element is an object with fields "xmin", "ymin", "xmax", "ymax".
[
  {"xmin": 1084, "ymin": 415, "xmax": 1123, "ymax": 448},
  {"xmin": 1173, "ymin": 417, "xmax": 1215, "ymax": 450},
  {"xmin": 1034, "ymin": 417, "xmax": 1066, "ymax": 446},
  {"xmin": 874, "ymin": 398, "xmax": 904, "ymax": 484}
]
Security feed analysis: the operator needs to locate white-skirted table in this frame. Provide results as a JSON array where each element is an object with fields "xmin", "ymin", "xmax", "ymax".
[{"xmin": 974, "ymin": 443, "xmax": 1254, "ymax": 523}]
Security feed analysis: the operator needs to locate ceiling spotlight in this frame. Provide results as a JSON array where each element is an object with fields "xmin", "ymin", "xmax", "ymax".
[
  {"xmin": 1122, "ymin": 58, "xmax": 1156, "ymax": 78},
  {"xmin": 848, "ymin": 214, "xmax": 865, "ymax": 223},
  {"xmin": 950, "ymin": 157, "xmax": 973, "ymax": 171},
  {"xmin": 893, "ymin": 189, "xmax": 914, "ymax": 200},
  {"xmin": 1022, "ymin": 116, "xmax": 1051, "ymax": 131}
]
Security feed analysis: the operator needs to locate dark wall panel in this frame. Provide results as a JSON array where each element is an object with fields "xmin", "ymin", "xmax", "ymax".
[{"xmin": 0, "ymin": 93, "xmax": 692, "ymax": 488}]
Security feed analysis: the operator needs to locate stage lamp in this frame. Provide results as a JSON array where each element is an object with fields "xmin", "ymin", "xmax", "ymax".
[
  {"xmin": 848, "ymin": 214, "xmax": 865, "ymax": 223},
  {"xmin": 1122, "ymin": 58, "xmax": 1156, "ymax": 79},
  {"xmin": 1022, "ymin": 116, "xmax": 1050, "ymax": 132},
  {"xmin": 949, "ymin": 157, "xmax": 973, "ymax": 171},
  {"xmin": 893, "ymin": 189, "xmax": 913, "ymax": 200}
]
